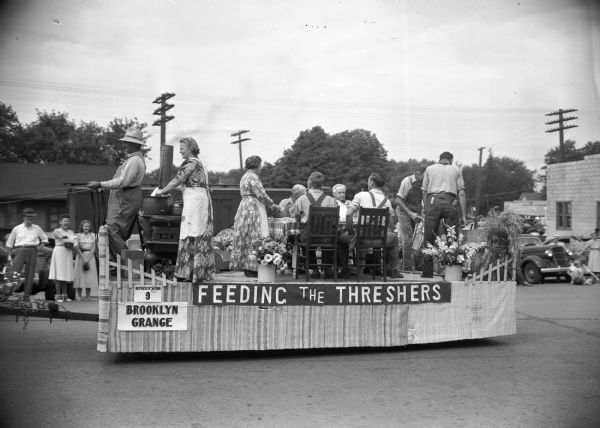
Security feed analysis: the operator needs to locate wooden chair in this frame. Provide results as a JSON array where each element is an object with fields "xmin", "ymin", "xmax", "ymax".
[
  {"xmin": 297, "ymin": 206, "xmax": 340, "ymax": 281},
  {"xmin": 354, "ymin": 207, "xmax": 389, "ymax": 282}
]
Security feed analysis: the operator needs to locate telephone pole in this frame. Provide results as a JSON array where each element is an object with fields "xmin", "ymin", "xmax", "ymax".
[
  {"xmin": 545, "ymin": 108, "xmax": 577, "ymax": 163},
  {"xmin": 230, "ymin": 130, "xmax": 250, "ymax": 172},
  {"xmin": 475, "ymin": 146, "xmax": 485, "ymax": 227},
  {"xmin": 153, "ymin": 92, "xmax": 175, "ymax": 187}
]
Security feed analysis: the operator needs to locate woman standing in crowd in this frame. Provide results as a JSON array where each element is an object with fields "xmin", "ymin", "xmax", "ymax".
[
  {"xmin": 155, "ymin": 137, "xmax": 215, "ymax": 283},
  {"xmin": 580, "ymin": 228, "xmax": 600, "ymax": 277},
  {"xmin": 74, "ymin": 219, "xmax": 98, "ymax": 300},
  {"xmin": 49, "ymin": 214, "xmax": 76, "ymax": 302},
  {"xmin": 230, "ymin": 155, "xmax": 278, "ymax": 277}
]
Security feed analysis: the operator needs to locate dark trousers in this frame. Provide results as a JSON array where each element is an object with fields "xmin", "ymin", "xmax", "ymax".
[
  {"xmin": 106, "ymin": 187, "xmax": 142, "ymax": 262},
  {"xmin": 423, "ymin": 194, "xmax": 459, "ymax": 277},
  {"xmin": 398, "ymin": 210, "xmax": 418, "ymax": 270},
  {"xmin": 10, "ymin": 247, "xmax": 37, "ymax": 299}
]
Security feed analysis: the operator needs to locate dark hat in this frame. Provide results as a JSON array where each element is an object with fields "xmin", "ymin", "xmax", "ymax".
[{"xmin": 22, "ymin": 208, "xmax": 36, "ymax": 217}]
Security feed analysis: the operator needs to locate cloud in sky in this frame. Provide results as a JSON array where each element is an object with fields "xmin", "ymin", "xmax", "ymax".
[{"xmin": 1, "ymin": 0, "xmax": 598, "ymax": 173}]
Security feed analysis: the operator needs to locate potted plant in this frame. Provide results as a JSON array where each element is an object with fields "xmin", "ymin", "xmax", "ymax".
[
  {"xmin": 480, "ymin": 210, "xmax": 524, "ymax": 280},
  {"xmin": 213, "ymin": 228, "xmax": 234, "ymax": 272},
  {"xmin": 249, "ymin": 237, "xmax": 288, "ymax": 282},
  {"xmin": 421, "ymin": 225, "xmax": 486, "ymax": 281}
]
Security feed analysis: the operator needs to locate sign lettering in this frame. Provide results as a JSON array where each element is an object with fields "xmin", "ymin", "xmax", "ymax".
[
  {"xmin": 193, "ymin": 282, "xmax": 451, "ymax": 306},
  {"xmin": 117, "ymin": 302, "xmax": 188, "ymax": 331}
]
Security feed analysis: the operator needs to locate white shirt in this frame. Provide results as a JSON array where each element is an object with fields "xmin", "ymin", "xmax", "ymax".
[
  {"xmin": 422, "ymin": 162, "xmax": 465, "ymax": 195},
  {"xmin": 350, "ymin": 188, "xmax": 394, "ymax": 218},
  {"xmin": 6, "ymin": 223, "xmax": 48, "ymax": 248}
]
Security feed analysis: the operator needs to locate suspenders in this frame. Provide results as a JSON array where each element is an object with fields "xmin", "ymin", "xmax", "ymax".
[
  {"xmin": 368, "ymin": 191, "xmax": 388, "ymax": 208},
  {"xmin": 306, "ymin": 192, "xmax": 327, "ymax": 207}
]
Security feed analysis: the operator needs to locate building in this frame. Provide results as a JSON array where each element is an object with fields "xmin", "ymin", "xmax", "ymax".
[
  {"xmin": 503, "ymin": 192, "xmax": 547, "ymax": 219},
  {"xmin": 0, "ymin": 163, "xmax": 157, "ymax": 236},
  {"xmin": 546, "ymin": 153, "xmax": 600, "ymax": 238}
]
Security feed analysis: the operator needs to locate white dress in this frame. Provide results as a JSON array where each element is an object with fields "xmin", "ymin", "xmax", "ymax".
[
  {"xmin": 585, "ymin": 238, "xmax": 600, "ymax": 272},
  {"xmin": 49, "ymin": 229, "xmax": 75, "ymax": 282}
]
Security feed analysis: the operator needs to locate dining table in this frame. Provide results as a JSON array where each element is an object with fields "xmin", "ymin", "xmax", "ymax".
[{"xmin": 268, "ymin": 216, "xmax": 352, "ymax": 277}]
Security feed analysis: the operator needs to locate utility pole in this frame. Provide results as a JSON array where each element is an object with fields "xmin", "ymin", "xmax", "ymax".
[
  {"xmin": 153, "ymin": 92, "xmax": 175, "ymax": 187},
  {"xmin": 545, "ymin": 108, "xmax": 577, "ymax": 163},
  {"xmin": 475, "ymin": 146, "xmax": 485, "ymax": 228},
  {"xmin": 230, "ymin": 130, "xmax": 250, "ymax": 172}
]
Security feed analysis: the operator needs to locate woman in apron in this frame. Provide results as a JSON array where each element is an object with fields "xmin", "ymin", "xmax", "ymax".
[{"xmin": 155, "ymin": 137, "xmax": 215, "ymax": 283}]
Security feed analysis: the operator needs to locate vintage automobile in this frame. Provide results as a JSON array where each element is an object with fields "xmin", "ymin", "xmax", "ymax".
[{"xmin": 518, "ymin": 235, "xmax": 572, "ymax": 284}]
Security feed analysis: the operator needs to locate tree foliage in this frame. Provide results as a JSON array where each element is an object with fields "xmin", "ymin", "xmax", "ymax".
[
  {"xmin": 261, "ymin": 126, "xmax": 389, "ymax": 196},
  {"xmin": 0, "ymin": 102, "xmax": 146, "ymax": 165},
  {"xmin": 461, "ymin": 154, "xmax": 535, "ymax": 215}
]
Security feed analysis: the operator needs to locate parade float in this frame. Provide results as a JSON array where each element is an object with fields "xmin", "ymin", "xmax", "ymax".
[{"xmin": 96, "ymin": 212, "xmax": 519, "ymax": 353}]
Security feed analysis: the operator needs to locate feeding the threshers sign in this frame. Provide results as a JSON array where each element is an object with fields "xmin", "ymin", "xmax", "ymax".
[{"xmin": 192, "ymin": 282, "xmax": 451, "ymax": 306}]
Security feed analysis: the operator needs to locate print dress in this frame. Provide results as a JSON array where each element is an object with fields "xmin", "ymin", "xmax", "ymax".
[
  {"xmin": 230, "ymin": 170, "xmax": 274, "ymax": 271},
  {"xmin": 74, "ymin": 232, "xmax": 99, "ymax": 289},
  {"xmin": 173, "ymin": 157, "xmax": 215, "ymax": 283}
]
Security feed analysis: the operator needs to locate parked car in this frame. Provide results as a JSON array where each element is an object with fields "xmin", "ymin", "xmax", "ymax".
[{"xmin": 517, "ymin": 235, "xmax": 572, "ymax": 284}]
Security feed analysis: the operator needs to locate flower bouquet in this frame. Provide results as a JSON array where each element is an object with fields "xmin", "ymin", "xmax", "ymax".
[
  {"xmin": 421, "ymin": 225, "xmax": 486, "ymax": 274},
  {"xmin": 213, "ymin": 228, "xmax": 234, "ymax": 252},
  {"xmin": 249, "ymin": 236, "xmax": 287, "ymax": 267}
]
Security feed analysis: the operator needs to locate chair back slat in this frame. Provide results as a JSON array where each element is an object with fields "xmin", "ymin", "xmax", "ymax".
[
  {"xmin": 307, "ymin": 206, "xmax": 340, "ymax": 240},
  {"xmin": 356, "ymin": 208, "xmax": 389, "ymax": 242}
]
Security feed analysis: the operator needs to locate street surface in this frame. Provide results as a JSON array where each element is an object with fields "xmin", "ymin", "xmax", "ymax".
[{"xmin": 1, "ymin": 282, "xmax": 599, "ymax": 428}]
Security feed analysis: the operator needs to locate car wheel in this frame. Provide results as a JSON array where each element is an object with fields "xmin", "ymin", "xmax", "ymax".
[{"xmin": 523, "ymin": 262, "xmax": 542, "ymax": 284}]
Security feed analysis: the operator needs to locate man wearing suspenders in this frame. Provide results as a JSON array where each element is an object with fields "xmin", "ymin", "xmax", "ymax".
[
  {"xmin": 294, "ymin": 172, "xmax": 337, "ymax": 279},
  {"xmin": 347, "ymin": 173, "xmax": 402, "ymax": 278}
]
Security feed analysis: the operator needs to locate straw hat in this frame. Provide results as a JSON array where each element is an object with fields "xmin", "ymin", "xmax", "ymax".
[{"xmin": 118, "ymin": 127, "xmax": 148, "ymax": 147}]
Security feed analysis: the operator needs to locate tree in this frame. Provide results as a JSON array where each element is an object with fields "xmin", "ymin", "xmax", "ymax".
[
  {"xmin": 0, "ymin": 101, "xmax": 24, "ymax": 162},
  {"xmin": 469, "ymin": 155, "xmax": 535, "ymax": 214},
  {"xmin": 0, "ymin": 104, "xmax": 147, "ymax": 165},
  {"xmin": 264, "ymin": 126, "xmax": 390, "ymax": 196},
  {"xmin": 20, "ymin": 110, "xmax": 77, "ymax": 163}
]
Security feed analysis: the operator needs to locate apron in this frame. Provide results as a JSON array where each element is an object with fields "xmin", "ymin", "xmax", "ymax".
[{"xmin": 179, "ymin": 157, "xmax": 213, "ymax": 239}]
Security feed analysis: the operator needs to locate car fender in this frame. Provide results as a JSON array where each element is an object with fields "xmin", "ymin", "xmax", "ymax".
[{"xmin": 520, "ymin": 255, "xmax": 545, "ymax": 269}]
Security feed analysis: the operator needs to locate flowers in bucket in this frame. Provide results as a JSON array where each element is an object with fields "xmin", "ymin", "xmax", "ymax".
[
  {"xmin": 249, "ymin": 236, "xmax": 287, "ymax": 266},
  {"xmin": 421, "ymin": 225, "xmax": 486, "ymax": 273}
]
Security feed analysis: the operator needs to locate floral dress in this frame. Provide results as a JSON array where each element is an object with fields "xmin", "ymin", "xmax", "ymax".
[
  {"xmin": 74, "ymin": 232, "xmax": 99, "ymax": 289},
  {"xmin": 174, "ymin": 157, "xmax": 215, "ymax": 283},
  {"xmin": 230, "ymin": 170, "xmax": 274, "ymax": 271}
]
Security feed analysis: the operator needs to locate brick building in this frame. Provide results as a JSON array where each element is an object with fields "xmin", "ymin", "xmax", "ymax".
[{"xmin": 546, "ymin": 153, "xmax": 600, "ymax": 238}]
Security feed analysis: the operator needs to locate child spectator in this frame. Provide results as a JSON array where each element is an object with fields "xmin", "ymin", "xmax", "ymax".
[
  {"xmin": 74, "ymin": 220, "xmax": 98, "ymax": 300},
  {"xmin": 49, "ymin": 214, "xmax": 76, "ymax": 302},
  {"xmin": 568, "ymin": 259, "xmax": 598, "ymax": 285}
]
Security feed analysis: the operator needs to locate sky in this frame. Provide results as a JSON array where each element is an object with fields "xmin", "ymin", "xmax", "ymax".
[{"xmin": 1, "ymin": 0, "xmax": 599, "ymax": 175}]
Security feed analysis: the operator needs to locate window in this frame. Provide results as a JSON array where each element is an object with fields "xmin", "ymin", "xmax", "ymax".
[{"xmin": 556, "ymin": 202, "xmax": 571, "ymax": 230}]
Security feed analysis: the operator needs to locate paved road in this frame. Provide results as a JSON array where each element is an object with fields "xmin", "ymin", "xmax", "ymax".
[{"xmin": 1, "ymin": 283, "xmax": 599, "ymax": 428}]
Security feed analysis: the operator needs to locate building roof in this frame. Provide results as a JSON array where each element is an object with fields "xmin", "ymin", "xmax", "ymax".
[
  {"xmin": 519, "ymin": 192, "xmax": 545, "ymax": 201},
  {"xmin": 0, "ymin": 163, "xmax": 158, "ymax": 201}
]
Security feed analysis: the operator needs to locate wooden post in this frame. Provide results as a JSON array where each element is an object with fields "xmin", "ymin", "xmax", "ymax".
[{"xmin": 97, "ymin": 225, "xmax": 110, "ymax": 352}]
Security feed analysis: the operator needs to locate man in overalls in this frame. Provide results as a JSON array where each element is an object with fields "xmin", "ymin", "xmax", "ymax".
[
  {"xmin": 396, "ymin": 166, "xmax": 426, "ymax": 271},
  {"xmin": 421, "ymin": 151, "xmax": 467, "ymax": 278},
  {"xmin": 347, "ymin": 173, "xmax": 402, "ymax": 279},
  {"xmin": 87, "ymin": 127, "xmax": 147, "ymax": 263},
  {"xmin": 294, "ymin": 171, "xmax": 337, "ymax": 278}
]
